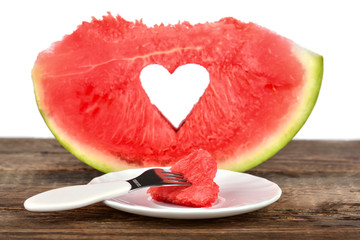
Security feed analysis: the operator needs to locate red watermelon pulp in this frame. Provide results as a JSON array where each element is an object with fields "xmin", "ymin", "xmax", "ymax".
[
  {"xmin": 32, "ymin": 14, "xmax": 323, "ymax": 172},
  {"xmin": 148, "ymin": 149, "xmax": 219, "ymax": 207}
]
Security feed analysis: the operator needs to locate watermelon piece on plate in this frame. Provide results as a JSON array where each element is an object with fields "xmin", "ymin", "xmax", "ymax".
[
  {"xmin": 32, "ymin": 14, "xmax": 323, "ymax": 172},
  {"xmin": 148, "ymin": 149, "xmax": 219, "ymax": 207}
]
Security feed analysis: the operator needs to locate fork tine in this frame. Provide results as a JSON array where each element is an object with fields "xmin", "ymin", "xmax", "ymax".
[
  {"xmin": 161, "ymin": 171, "xmax": 183, "ymax": 176},
  {"xmin": 162, "ymin": 172, "xmax": 186, "ymax": 179},
  {"xmin": 162, "ymin": 173, "xmax": 185, "ymax": 179},
  {"xmin": 157, "ymin": 169, "xmax": 190, "ymax": 185},
  {"xmin": 166, "ymin": 177, "xmax": 187, "ymax": 181},
  {"xmin": 167, "ymin": 179, "xmax": 188, "ymax": 183},
  {"xmin": 142, "ymin": 168, "xmax": 190, "ymax": 187}
]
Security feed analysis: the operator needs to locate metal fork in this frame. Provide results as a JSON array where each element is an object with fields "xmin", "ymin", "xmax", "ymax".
[{"xmin": 24, "ymin": 168, "xmax": 189, "ymax": 212}]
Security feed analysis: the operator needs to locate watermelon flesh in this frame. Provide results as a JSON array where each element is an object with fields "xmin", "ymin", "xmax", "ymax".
[
  {"xmin": 32, "ymin": 14, "xmax": 323, "ymax": 172},
  {"xmin": 148, "ymin": 149, "xmax": 219, "ymax": 207}
]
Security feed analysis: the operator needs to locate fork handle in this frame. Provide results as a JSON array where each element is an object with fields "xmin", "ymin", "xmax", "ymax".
[{"xmin": 24, "ymin": 181, "xmax": 132, "ymax": 212}]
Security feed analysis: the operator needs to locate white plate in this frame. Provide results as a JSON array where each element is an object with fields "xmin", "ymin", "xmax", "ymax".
[{"xmin": 89, "ymin": 168, "xmax": 281, "ymax": 219}]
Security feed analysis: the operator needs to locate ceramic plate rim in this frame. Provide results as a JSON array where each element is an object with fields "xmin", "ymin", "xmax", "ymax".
[{"xmin": 92, "ymin": 168, "xmax": 281, "ymax": 219}]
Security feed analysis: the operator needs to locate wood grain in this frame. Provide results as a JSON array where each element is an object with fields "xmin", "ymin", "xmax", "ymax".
[{"xmin": 0, "ymin": 139, "xmax": 359, "ymax": 239}]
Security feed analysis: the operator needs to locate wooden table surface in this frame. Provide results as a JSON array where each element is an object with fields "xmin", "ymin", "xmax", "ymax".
[{"xmin": 0, "ymin": 139, "xmax": 359, "ymax": 239}]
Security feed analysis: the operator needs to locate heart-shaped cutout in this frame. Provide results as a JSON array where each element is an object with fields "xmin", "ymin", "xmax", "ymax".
[{"xmin": 140, "ymin": 64, "xmax": 210, "ymax": 129}]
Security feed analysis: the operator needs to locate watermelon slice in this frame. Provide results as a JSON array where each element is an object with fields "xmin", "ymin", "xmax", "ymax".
[
  {"xmin": 32, "ymin": 14, "xmax": 323, "ymax": 172},
  {"xmin": 148, "ymin": 149, "xmax": 219, "ymax": 207}
]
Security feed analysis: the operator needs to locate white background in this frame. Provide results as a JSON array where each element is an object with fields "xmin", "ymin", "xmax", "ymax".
[{"xmin": 0, "ymin": 0, "xmax": 359, "ymax": 139}]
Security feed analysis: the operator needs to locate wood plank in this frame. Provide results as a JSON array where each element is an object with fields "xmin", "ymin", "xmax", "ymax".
[
  {"xmin": 0, "ymin": 139, "xmax": 359, "ymax": 239},
  {"xmin": 0, "ymin": 138, "xmax": 93, "ymax": 171},
  {"xmin": 1, "ymin": 139, "xmax": 359, "ymax": 173},
  {"xmin": 252, "ymin": 140, "xmax": 360, "ymax": 174}
]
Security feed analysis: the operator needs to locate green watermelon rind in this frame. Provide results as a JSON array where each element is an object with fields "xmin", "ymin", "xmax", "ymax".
[
  {"xmin": 221, "ymin": 44, "xmax": 323, "ymax": 172},
  {"xmin": 32, "ymin": 43, "xmax": 323, "ymax": 173},
  {"xmin": 32, "ymin": 68, "xmax": 132, "ymax": 173}
]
